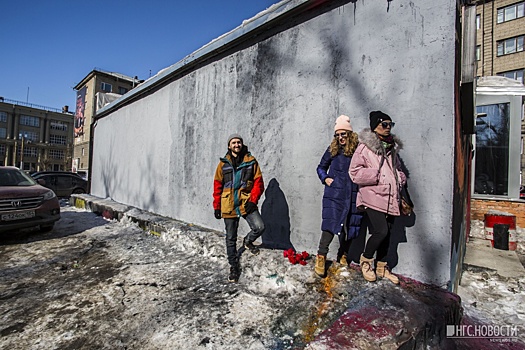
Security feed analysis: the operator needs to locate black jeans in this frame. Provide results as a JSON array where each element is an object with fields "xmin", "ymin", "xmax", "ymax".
[
  {"xmin": 317, "ymin": 230, "xmax": 351, "ymax": 260},
  {"xmin": 362, "ymin": 207, "xmax": 395, "ymax": 262},
  {"xmin": 224, "ymin": 210, "xmax": 265, "ymax": 266}
]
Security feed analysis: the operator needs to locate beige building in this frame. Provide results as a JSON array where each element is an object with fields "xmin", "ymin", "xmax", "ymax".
[
  {"xmin": 0, "ymin": 98, "xmax": 74, "ymax": 171},
  {"xmin": 73, "ymin": 68, "xmax": 141, "ymax": 174},
  {"xmin": 475, "ymin": 0, "xmax": 525, "ymax": 188},
  {"xmin": 476, "ymin": 0, "xmax": 525, "ymax": 82}
]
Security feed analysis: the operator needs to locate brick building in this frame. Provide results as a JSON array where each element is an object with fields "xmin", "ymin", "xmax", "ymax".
[
  {"xmin": 472, "ymin": 0, "xmax": 525, "ymax": 226},
  {"xmin": 476, "ymin": 0, "xmax": 525, "ymax": 82}
]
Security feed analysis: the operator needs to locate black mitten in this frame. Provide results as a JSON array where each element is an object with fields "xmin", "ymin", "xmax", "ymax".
[{"xmin": 244, "ymin": 201, "xmax": 257, "ymax": 215}]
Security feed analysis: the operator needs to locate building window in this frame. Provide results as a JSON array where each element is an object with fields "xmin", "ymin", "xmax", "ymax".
[
  {"xmin": 497, "ymin": 35, "xmax": 524, "ymax": 56},
  {"xmin": 101, "ymin": 82, "xmax": 112, "ymax": 92},
  {"xmin": 498, "ymin": 69, "xmax": 525, "ymax": 84},
  {"xmin": 81, "ymin": 148, "xmax": 85, "ymax": 156},
  {"xmin": 50, "ymin": 120, "xmax": 68, "ymax": 131},
  {"xmin": 17, "ymin": 145, "xmax": 38, "ymax": 157},
  {"xmin": 497, "ymin": 2, "xmax": 525, "ymax": 23},
  {"xmin": 0, "ymin": 111, "xmax": 7, "ymax": 123},
  {"xmin": 476, "ymin": 14, "xmax": 481, "ymax": 29},
  {"xmin": 476, "ymin": 45, "xmax": 481, "ymax": 61},
  {"xmin": 49, "ymin": 149, "xmax": 65, "ymax": 159},
  {"xmin": 18, "ymin": 131, "xmax": 38, "ymax": 142},
  {"xmin": 49, "ymin": 134, "xmax": 67, "ymax": 145},
  {"xmin": 0, "ymin": 144, "xmax": 5, "ymax": 154},
  {"xmin": 0, "ymin": 128, "xmax": 6, "ymax": 139},
  {"xmin": 474, "ymin": 103, "xmax": 510, "ymax": 196},
  {"xmin": 118, "ymin": 86, "xmax": 128, "ymax": 95},
  {"xmin": 20, "ymin": 115, "xmax": 40, "ymax": 127}
]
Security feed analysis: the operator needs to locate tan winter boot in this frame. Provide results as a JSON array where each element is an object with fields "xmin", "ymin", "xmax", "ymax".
[
  {"xmin": 359, "ymin": 254, "xmax": 377, "ymax": 282},
  {"xmin": 315, "ymin": 255, "xmax": 326, "ymax": 277},
  {"xmin": 339, "ymin": 254, "xmax": 348, "ymax": 266},
  {"xmin": 376, "ymin": 261, "xmax": 399, "ymax": 284}
]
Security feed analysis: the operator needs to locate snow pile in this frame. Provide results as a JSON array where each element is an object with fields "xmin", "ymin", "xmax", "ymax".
[
  {"xmin": 459, "ymin": 219, "xmax": 525, "ymax": 334},
  {"xmin": 52, "ymin": 202, "xmax": 525, "ymax": 346}
]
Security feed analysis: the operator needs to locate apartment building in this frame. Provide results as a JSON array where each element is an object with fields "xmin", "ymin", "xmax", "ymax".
[
  {"xmin": 476, "ymin": 0, "xmax": 525, "ymax": 82},
  {"xmin": 469, "ymin": 0, "xmax": 525, "ymax": 224},
  {"xmin": 73, "ymin": 68, "xmax": 141, "ymax": 173},
  {"xmin": 0, "ymin": 98, "xmax": 74, "ymax": 171}
]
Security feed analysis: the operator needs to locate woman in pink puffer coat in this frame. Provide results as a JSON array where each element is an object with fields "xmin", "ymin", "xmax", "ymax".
[{"xmin": 349, "ymin": 111, "xmax": 406, "ymax": 284}]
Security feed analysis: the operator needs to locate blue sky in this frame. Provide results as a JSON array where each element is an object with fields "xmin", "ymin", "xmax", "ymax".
[{"xmin": 0, "ymin": 0, "xmax": 277, "ymax": 110}]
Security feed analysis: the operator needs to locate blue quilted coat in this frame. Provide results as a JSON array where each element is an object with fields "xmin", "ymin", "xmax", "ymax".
[{"xmin": 316, "ymin": 147, "xmax": 362, "ymax": 240}]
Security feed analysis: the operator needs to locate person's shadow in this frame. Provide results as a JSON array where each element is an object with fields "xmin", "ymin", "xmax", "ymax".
[
  {"xmin": 260, "ymin": 178, "xmax": 294, "ymax": 250},
  {"xmin": 387, "ymin": 157, "xmax": 416, "ymax": 268}
]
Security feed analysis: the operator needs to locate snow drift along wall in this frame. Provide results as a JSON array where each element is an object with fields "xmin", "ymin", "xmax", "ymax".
[{"xmin": 91, "ymin": 0, "xmax": 458, "ymax": 286}]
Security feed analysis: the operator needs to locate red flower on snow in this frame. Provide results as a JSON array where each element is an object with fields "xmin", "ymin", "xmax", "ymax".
[{"xmin": 283, "ymin": 248, "xmax": 309, "ymax": 265}]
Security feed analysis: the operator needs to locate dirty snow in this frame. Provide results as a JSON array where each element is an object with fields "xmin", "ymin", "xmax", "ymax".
[
  {"xmin": 1, "ymin": 203, "xmax": 524, "ymax": 349},
  {"xmin": 457, "ymin": 220, "xmax": 525, "ymax": 331}
]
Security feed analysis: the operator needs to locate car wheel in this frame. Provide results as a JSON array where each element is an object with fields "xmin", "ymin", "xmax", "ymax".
[
  {"xmin": 40, "ymin": 224, "xmax": 54, "ymax": 232},
  {"xmin": 72, "ymin": 188, "xmax": 85, "ymax": 194}
]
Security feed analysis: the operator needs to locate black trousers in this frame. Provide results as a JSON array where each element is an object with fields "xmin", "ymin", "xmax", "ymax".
[
  {"xmin": 317, "ymin": 229, "xmax": 350, "ymax": 259},
  {"xmin": 362, "ymin": 207, "xmax": 395, "ymax": 262}
]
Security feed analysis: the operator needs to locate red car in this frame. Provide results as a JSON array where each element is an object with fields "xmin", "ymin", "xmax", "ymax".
[{"xmin": 0, "ymin": 166, "xmax": 60, "ymax": 233}]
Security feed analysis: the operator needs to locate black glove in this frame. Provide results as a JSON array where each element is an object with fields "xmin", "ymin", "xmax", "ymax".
[
  {"xmin": 214, "ymin": 209, "xmax": 222, "ymax": 219},
  {"xmin": 244, "ymin": 201, "xmax": 257, "ymax": 215}
]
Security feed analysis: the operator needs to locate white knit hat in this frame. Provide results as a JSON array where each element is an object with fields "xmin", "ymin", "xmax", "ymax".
[{"xmin": 334, "ymin": 115, "xmax": 353, "ymax": 132}]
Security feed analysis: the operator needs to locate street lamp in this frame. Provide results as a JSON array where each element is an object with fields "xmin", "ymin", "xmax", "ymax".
[{"xmin": 19, "ymin": 132, "xmax": 29, "ymax": 170}]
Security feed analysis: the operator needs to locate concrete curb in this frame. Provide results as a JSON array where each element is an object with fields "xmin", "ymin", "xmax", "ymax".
[{"xmin": 70, "ymin": 194, "xmax": 210, "ymax": 237}]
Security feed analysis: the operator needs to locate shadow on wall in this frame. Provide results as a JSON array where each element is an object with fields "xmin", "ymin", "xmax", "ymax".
[
  {"xmin": 261, "ymin": 178, "xmax": 294, "ymax": 250},
  {"xmin": 98, "ymin": 130, "xmax": 158, "ymax": 213}
]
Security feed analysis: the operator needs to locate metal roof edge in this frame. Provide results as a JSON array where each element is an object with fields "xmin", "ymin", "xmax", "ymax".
[
  {"xmin": 96, "ymin": 0, "xmax": 310, "ymax": 117},
  {"xmin": 74, "ymin": 68, "xmax": 140, "ymax": 91}
]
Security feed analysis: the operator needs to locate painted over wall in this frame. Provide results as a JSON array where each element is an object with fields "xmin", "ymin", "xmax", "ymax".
[{"xmin": 91, "ymin": 0, "xmax": 459, "ymax": 285}]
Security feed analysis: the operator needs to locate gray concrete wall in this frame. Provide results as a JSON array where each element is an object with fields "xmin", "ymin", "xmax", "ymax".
[{"xmin": 91, "ymin": 0, "xmax": 458, "ymax": 285}]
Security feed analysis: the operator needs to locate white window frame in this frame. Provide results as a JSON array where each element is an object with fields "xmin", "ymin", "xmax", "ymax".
[
  {"xmin": 20, "ymin": 115, "xmax": 40, "ymax": 127},
  {"xmin": 497, "ymin": 1, "xmax": 525, "ymax": 23},
  {"xmin": 498, "ymin": 69, "xmax": 525, "ymax": 84},
  {"xmin": 101, "ymin": 82, "xmax": 112, "ymax": 93},
  {"xmin": 497, "ymin": 35, "xmax": 525, "ymax": 56}
]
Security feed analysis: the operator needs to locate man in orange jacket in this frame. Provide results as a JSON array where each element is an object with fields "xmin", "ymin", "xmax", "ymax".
[{"xmin": 213, "ymin": 134, "xmax": 265, "ymax": 282}]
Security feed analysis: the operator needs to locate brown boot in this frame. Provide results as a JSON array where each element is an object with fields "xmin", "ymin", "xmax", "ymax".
[
  {"xmin": 359, "ymin": 254, "xmax": 376, "ymax": 282},
  {"xmin": 315, "ymin": 255, "xmax": 326, "ymax": 277},
  {"xmin": 338, "ymin": 254, "xmax": 348, "ymax": 266},
  {"xmin": 376, "ymin": 261, "xmax": 399, "ymax": 284}
]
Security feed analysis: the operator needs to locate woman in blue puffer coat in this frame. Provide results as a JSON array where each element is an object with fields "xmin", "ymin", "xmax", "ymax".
[{"xmin": 315, "ymin": 115, "xmax": 363, "ymax": 277}]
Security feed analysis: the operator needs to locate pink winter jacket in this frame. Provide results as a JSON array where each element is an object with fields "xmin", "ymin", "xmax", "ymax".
[{"xmin": 349, "ymin": 129, "xmax": 407, "ymax": 216}]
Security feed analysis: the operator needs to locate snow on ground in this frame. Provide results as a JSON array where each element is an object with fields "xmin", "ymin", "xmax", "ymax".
[
  {"xmin": 71, "ymin": 201, "xmax": 524, "ymax": 332},
  {"xmin": 4, "ymin": 201, "xmax": 520, "ymax": 348},
  {"xmin": 28, "ymin": 203, "xmax": 353, "ymax": 349},
  {"xmin": 457, "ymin": 220, "xmax": 525, "ymax": 331}
]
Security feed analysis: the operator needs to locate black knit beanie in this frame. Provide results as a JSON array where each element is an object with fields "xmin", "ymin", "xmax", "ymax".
[{"xmin": 369, "ymin": 111, "xmax": 392, "ymax": 130}]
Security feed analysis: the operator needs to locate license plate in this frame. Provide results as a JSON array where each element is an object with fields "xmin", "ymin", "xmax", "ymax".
[{"xmin": 1, "ymin": 211, "xmax": 36, "ymax": 221}]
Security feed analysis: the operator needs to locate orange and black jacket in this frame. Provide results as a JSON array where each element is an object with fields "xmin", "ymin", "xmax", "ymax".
[{"xmin": 213, "ymin": 150, "xmax": 264, "ymax": 219}]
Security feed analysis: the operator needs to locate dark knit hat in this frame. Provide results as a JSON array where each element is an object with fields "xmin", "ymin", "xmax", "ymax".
[
  {"xmin": 227, "ymin": 133, "xmax": 243, "ymax": 146},
  {"xmin": 369, "ymin": 111, "xmax": 392, "ymax": 130}
]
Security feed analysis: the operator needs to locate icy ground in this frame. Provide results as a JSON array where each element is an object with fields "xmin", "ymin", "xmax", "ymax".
[
  {"xmin": 457, "ymin": 220, "xmax": 525, "ymax": 331},
  {"xmin": 1, "ymin": 202, "xmax": 523, "ymax": 349},
  {"xmin": 0, "ymin": 204, "xmax": 358, "ymax": 349}
]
